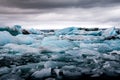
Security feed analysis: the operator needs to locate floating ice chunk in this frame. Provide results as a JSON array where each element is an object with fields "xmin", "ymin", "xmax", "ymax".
[
  {"xmin": 102, "ymin": 27, "xmax": 117, "ymax": 37},
  {"xmin": 45, "ymin": 78, "xmax": 56, "ymax": 80},
  {"xmin": 66, "ymin": 49, "xmax": 100, "ymax": 57},
  {"xmin": 85, "ymin": 31, "xmax": 102, "ymax": 36},
  {"xmin": 102, "ymin": 54, "xmax": 116, "ymax": 60},
  {"xmin": 13, "ymin": 25, "xmax": 22, "ymax": 34},
  {"xmin": 0, "ymin": 31, "xmax": 18, "ymax": 46},
  {"xmin": 42, "ymin": 36, "xmax": 58, "ymax": 42},
  {"xmin": 44, "ymin": 61, "xmax": 64, "ymax": 68},
  {"xmin": 41, "ymin": 40, "xmax": 74, "ymax": 48},
  {"xmin": 50, "ymin": 54, "xmax": 67, "ymax": 61},
  {"xmin": 104, "ymin": 40, "xmax": 120, "ymax": 50},
  {"xmin": 79, "ymin": 49, "xmax": 100, "ymax": 56},
  {"xmin": 29, "ymin": 42, "xmax": 42, "ymax": 48},
  {"xmin": 0, "ymin": 25, "xmax": 22, "ymax": 36},
  {"xmin": 97, "ymin": 44, "xmax": 112, "ymax": 53},
  {"xmin": 0, "ymin": 74, "xmax": 23, "ymax": 80},
  {"xmin": 62, "ymin": 65, "xmax": 77, "ymax": 71},
  {"xmin": 41, "ymin": 39, "xmax": 76, "ymax": 52},
  {"xmin": 29, "ymin": 34, "xmax": 44, "ymax": 40},
  {"xmin": 55, "ymin": 27, "xmax": 78, "ymax": 36},
  {"xmin": 4, "ymin": 43, "xmax": 40, "ymax": 54},
  {"xmin": 80, "ymin": 43, "xmax": 112, "ymax": 53},
  {"xmin": 61, "ymin": 35, "xmax": 103, "ymax": 42},
  {"xmin": 29, "ymin": 28, "xmax": 42, "ymax": 34},
  {"xmin": 41, "ymin": 36, "xmax": 76, "ymax": 52},
  {"xmin": 16, "ymin": 34, "xmax": 35, "ymax": 45},
  {"xmin": 44, "ymin": 61, "xmax": 56, "ymax": 68},
  {"xmin": 0, "ymin": 28, "xmax": 38, "ymax": 46},
  {"xmin": 61, "ymin": 70, "xmax": 81, "ymax": 79},
  {"xmin": 91, "ymin": 68, "xmax": 103, "ymax": 77},
  {"xmin": 0, "ymin": 67, "xmax": 11, "ymax": 76},
  {"xmin": 16, "ymin": 63, "xmax": 44, "ymax": 74},
  {"xmin": 110, "ymin": 50, "xmax": 120, "ymax": 55},
  {"xmin": 103, "ymin": 61, "xmax": 117, "ymax": 76},
  {"xmin": 78, "ymin": 30, "xmax": 102, "ymax": 36},
  {"xmin": 31, "ymin": 68, "xmax": 51, "ymax": 79}
]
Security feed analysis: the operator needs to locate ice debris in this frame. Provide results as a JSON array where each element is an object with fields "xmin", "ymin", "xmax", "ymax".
[{"xmin": 0, "ymin": 26, "xmax": 120, "ymax": 79}]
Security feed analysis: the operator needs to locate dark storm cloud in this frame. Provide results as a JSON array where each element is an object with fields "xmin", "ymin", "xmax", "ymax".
[{"xmin": 0, "ymin": 0, "xmax": 120, "ymax": 9}]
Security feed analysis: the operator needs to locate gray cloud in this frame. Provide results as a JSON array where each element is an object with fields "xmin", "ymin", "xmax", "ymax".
[
  {"xmin": 0, "ymin": 0, "xmax": 120, "ymax": 29},
  {"xmin": 0, "ymin": 0, "xmax": 120, "ymax": 9},
  {"xmin": 0, "ymin": 0, "xmax": 120, "ymax": 14}
]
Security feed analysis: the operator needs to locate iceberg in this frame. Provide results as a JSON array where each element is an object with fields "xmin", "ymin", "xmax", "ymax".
[
  {"xmin": 4, "ymin": 43, "xmax": 40, "ymax": 54},
  {"xmin": 44, "ymin": 61, "xmax": 64, "ymax": 68},
  {"xmin": 104, "ymin": 40, "xmax": 120, "ymax": 50},
  {"xmin": 0, "ymin": 25, "xmax": 22, "ymax": 36},
  {"xmin": 31, "ymin": 68, "xmax": 51, "ymax": 79},
  {"xmin": 0, "ymin": 31, "xmax": 18, "ymax": 46},
  {"xmin": 41, "ymin": 39, "xmax": 77, "ymax": 52},
  {"xmin": 0, "ymin": 74, "xmax": 23, "ymax": 80},
  {"xmin": 80, "ymin": 43, "xmax": 112, "ymax": 53},
  {"xmin": 78, "ymin": 30, "xmax": 102, "ymax": 36},
  {"xmin": 60, "ymin": 35, "xmax": 104, "ymax": 43},
  {"xmin": 16, "ymin": 34, "xmax": 35, "ymax": 45},
  {"xmin": 13, "ymin": 25, "xmax": 22, "ymax": 34},
  {"xmin": 28, "ymin": 28, "xmax": 42, "ymax": 34},
  {"xmin": 55, "ymin": 27, "xmax": 78, "ymax": 36},
  {"xmin": 61, "ymin": 70, "xmax": 82, "ymax": 79},
  {"xmin": 0, "ymin": 67, "xmax": 11, "ymax": 76},
  {"xmin": 42, "ymin": 36, "xmax": 58, "ymax": 41},
  {"xmin": 85, "ymin": 31, "xmax": 102, "ymax": 36},
  {"xmin": 0, "ymin": 31, "xmax": 37, "ymax": 46},
  {"xmin": 66, "ymin": 49, "xmax": 100, "ymax": 57},
  {"xmin": 102, "ymin": 27, "xmax": 118, "ymax": 37}
]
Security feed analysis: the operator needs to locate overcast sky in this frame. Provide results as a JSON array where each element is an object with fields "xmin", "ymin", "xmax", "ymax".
[{"xmin": 0, "ymin": 0, "xmax": 120, "ymax": 29}]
